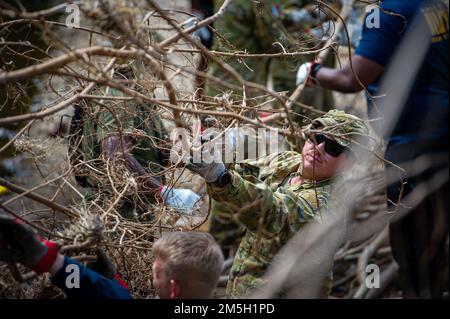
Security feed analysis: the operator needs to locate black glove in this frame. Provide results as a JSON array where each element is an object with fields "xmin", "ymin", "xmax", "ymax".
[
  {"xmin": 88, "ymin": 248, "xmax": 129, "ymax": 289},
  {"xmin": 191, "ymin": 0, "xmax": 214, "ymax": 49},
  {"xmin": 88, "ymin": 249, "xmax": 117, "ymax": 279},
  {"xmin": 0, "ymin": 215, "xmax": 54, "ymax": 272}
]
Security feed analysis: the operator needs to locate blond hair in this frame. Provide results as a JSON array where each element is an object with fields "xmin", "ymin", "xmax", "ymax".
[{"xmin": 153, "ymin": 231, "xmax": 224, "ymax": 294}]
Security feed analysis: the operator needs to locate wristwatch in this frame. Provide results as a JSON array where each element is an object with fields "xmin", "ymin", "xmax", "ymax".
[
  {"xmin": 213, "ymin": 170, "xmax": 232, "ymax": 188},
  {"xmin": 310, "ymin": 62, "xmax": 323, "ymax": 84}
]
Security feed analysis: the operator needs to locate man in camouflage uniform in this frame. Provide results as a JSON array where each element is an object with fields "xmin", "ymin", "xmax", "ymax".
[
  {"xmin": 69, "ymin": 66, "xmax": 169, "ymax": 220},
  {"xmin": 182, "ymin": 110, "xmax": 369, "ymax": 298},
  {"xmin": 206, "ymin": 0, "xmax": 340, "ymax": 112},
  {"xmin": 203, "ymin": 0, "xmax": 343, "ymax": 256}
]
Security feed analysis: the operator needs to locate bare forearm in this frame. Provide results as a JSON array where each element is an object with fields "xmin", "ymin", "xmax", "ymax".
[
  {"xmin": 315, "ymin": 67, "xmax": 363, "ymax": 93},
  {"xmin": 123, "ymin": 153, "xmax": 162, "ymax": 190},
  {"xmin": 314, "ymin": 55, "xmax": 385, "ymax": 94},
  {"xmin": 101, "ymin": 136, "xmax": 162, "ymax": 192}
]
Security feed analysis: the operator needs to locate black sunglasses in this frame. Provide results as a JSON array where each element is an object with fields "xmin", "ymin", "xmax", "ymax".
[{"xmin": 306, "ymin": 133, "xmax": 347, "ymax": 157}]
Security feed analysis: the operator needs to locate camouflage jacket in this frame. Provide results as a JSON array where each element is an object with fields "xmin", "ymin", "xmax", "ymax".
[
  {"xmin": 68, "ymin": 88, "xmax": 169, "ymax": 218},
  {"xmin": 75, "ymin": 87, "xmax": 168, "ymax": 186},
  {"xmin": 208, "ymin": 0, "xmax": 338, "ymax": 110},
  {"xmin": 209, "ymin": 0, "xmax": 314, "ymax": 95},
  {"xmin": 213, "ymin": 0, "xmax": 320, "ymax": 52},
  {"xmin": 209, "ymin": 151, "xmax": 338, "ymax": 298}
]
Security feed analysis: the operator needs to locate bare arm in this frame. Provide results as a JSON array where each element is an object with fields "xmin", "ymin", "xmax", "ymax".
[
  {"xmin": 315, "ymin": 55, "xmax": 385, "ymax": 93},
  {"xmin": 101, "ymin": 135, "xmax": 162, "ymax": 192}
]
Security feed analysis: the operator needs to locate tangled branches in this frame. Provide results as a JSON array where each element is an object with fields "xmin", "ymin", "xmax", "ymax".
[{"xmin": 0, "ymin": 0, "xmax": 391, "ymax": 299}]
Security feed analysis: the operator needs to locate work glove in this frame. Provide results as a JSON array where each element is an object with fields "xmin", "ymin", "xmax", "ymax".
[
  {"xmin": 186, "ymin": 129, "xmax": 227, "ymax": 184},
  {"xmin": 160, "ymin": 186, "xmax": 201, "ymax": 215},
  {"xmin": 87, "ymin": 248, "xmax": 129, "ymax": 289},
  {"xmin": 296, "ymin": 61, "xmax": 322, "ymax": 86},
  {"xmin": 184, "ymin": 10, "xmax": 213, "ymax": 49},
  {"xmin": 171, "ymin": 129, "xmax": 228, "ymax": 185},
  {"xmin": 0, "ymin": 215, "xmax": 59, "ymax": 274},
  {"xmin": 186, "ymin": 153, "xmax": 227, "ymax": 184},
  {"xmin": 88, "ymin": 248, "xmax": 117, "ymax": 279}
]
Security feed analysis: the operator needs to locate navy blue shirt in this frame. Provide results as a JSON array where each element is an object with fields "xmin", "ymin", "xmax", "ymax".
[
  {"xmin": 355, "ymin": 0, "xmax": 449, "ymax": 148},
  {"xmin": 51, "ymin": 256, "xmax": 133, "ymax": 299}
]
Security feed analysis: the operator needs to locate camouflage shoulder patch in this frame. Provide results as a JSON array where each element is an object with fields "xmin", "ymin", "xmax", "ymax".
[
  {"xmin": 298, "ymin": 189, "xmax": 320, "ymax": 210},
  {"xmin": 296, "ymin": 188, "xmax": 331, "ymax": 223}
]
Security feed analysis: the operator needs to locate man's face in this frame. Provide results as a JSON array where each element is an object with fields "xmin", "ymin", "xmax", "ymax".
[
  {"xmin": 301, "ymin": 134, "xmax": 349, "ymax": 181},
  {"xmin": 152, "ymin": 257, "xmax": 171, "ymax": 299}
]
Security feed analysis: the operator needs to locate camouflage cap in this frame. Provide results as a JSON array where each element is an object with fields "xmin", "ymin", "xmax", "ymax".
[{"xmin": 304, "ymin": 110, "xmax": 369, "ymax": 148}]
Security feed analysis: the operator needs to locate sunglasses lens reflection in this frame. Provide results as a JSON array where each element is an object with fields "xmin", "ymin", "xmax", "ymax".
[{"xmin": 308, "ymin": 133, "xmax": 346, "ymax": 158}]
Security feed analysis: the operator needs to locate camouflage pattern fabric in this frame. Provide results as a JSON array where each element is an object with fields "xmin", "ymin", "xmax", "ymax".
[
  {"xmin": 209, "ymin": 150, "xmax": 303, "ymax": 250},
  {"xmin": 209, "ymin": 151, "xmax": 337, "ymax": 298},
  {"xmin": 209, "ymin": 109, "xmax": 369, "ymax": 251},
  {"xmin": 209, "ymin": 203, "xmax": 245, "ymax": 252},
  {"xmin": 206, "ymin": 0, "xmax": 340, "ymax": 248},
  {"xmin": 75, "ymin": 88, "xmax": 168, "ymax": 219},
  {"xmin": 305, "ymin": 109, "xmax": 370, "ymax": 148},
  {"xmin": 208, "ymin": 110, "xmax": 369, "ymax": 298},
  {"xmin": 207, "ymin": 0, "xmax": 339, "ymax": 112}
]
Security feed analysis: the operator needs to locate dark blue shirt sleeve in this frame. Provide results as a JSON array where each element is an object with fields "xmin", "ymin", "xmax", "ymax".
[
  {"xmin": 355, "ymin": 2, "xmax": 418, "ymax": 67},
  {"xmin": 51, "ymin": 256, "xmax": 133, "ymax": 299}
]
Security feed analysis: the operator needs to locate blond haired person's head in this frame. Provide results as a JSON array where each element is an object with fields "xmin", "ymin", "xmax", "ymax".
[{"xmin": 152, "ymin": 231, "xmax": 224, "ymax": 299}]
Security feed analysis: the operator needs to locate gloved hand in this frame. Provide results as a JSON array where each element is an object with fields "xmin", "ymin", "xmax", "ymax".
[
  {"xmin": 185, "ymin": 10, "xmax": 213, "ymax": 49},
  {"xmin": 88, "ymin": 248, "xmax": 117, "ymax": 279},
  {"xmin": 186, "ymin": 129, "xmax": 227, "ymax": 184},
  {"xmin": 87, "ymin": 248, "xmax": 129, "ymax": 289},
  {"xmin": 186, "ymin": 157, "xmax": 227, "ymax": 184},
  {"xmin": 0, "ymin": 216, "xmax": 59, "ymax": 274},
  {"xmin": 296, "ymin": 61, "xmax": 322, "ymax": 86},
  {"xmin": 160, "ymin": 186, "xmax": 201, "ymax": 215},
  {"xmin": 171, "ymin": 130, "xmax": 229, "ymax": 185}
]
